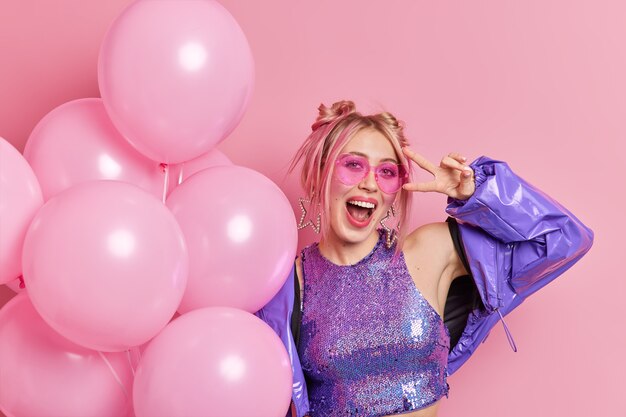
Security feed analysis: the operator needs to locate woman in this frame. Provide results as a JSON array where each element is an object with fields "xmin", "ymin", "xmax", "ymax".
[{"xmin": 257, "ymin": 100, "xmax": 593, "ymax": 417}]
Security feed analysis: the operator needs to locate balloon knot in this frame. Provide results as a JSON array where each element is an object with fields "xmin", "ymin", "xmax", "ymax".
[
  {"xmin": 18, "ymin": 275, "xmax": 25, "ymax": 289},
  {"xmin": 159, "ymin": 163, "xmax": 168, "ymax": 173}
]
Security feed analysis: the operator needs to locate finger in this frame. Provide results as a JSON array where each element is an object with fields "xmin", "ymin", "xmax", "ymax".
[
  {"xmin": 447, "ymin": 152, "xmax": 467, "ymax": 164},
  {"xmin": 440, "ymin": 156, "xmax": 470, "ymax": 173},
  {"xmin": 402, "ymin": 147, "xmax": 437, "ymax": 174},
  {"xmin": 459, "ymin": 166, "xmax": 474, "ymax": 184},
  {"xmin": 403, "ymin": 181, "xmax": 439, "ymax": 193},
  {"xmin": 458, "ymin": 168, "xmax": 475, "ymax": 197},
  {"xmin": 462, "ymin": 166, "xmax": 474, "ymax": 179}
]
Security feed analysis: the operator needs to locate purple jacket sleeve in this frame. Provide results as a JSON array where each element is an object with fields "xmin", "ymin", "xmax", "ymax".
[
  {"xmin": 255, "ymin": 265, "xmax": 310, "ymax": 417},
  {"xmin": 445, "ymin": 156, "xmax": 594, "ymax": 373}
]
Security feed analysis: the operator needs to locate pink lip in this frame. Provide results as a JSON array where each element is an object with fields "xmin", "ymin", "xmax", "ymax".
[{"xmin": 345, "ymin": 196, "xmax": 378, "ymax": 228}]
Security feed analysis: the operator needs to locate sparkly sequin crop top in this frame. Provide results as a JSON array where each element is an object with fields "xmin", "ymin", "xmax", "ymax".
[{"xmin": 298, "ymin": 232, "xmax": 450, "ymax": 417}]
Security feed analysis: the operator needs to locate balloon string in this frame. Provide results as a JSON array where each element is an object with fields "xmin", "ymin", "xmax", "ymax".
[
  {"xmin": 98, "ymin": 350, "xmax": 129, "ymax": 403},
  {"xmin": 134, "ymin": 346, "xmax": 142, "ymax": 363},
  {"xmin": 160, "ymin": 163, "xmax": 169, "ymax": 203},
  {"xmin": 177, "ymin": 164, "xmax": 185, "ymax": 186}
]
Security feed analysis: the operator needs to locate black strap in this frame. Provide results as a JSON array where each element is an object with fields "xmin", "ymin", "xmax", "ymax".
[
  {"xmin": 291, "ymin": 265, "xmax": 302, "ymax": 349},
  {"xmin": 446, "ymin": 217, "xmax": 471, "ymax": 273},
  {"xmin": 444, "ymin": 217, "xmax": 484, "ymax": 352}
]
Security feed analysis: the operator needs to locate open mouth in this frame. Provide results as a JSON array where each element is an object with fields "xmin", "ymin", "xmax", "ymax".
[{"xmin": 346, "ymin": 199, "xmax": 377, "ymax": 227}]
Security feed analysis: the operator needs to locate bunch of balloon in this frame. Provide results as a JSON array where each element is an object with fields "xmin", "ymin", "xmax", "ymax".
[
  {"xmin": 1, "ymin": 1, "xmax": 295, "ymax": 416},
  {"xmin": 97, "ymin": 0, "xmax": 296, "ymax": 414}
]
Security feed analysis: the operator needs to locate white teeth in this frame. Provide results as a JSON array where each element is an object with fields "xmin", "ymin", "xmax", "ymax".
[{"xmin": 348, "ymin": 200, "xmax": 376, "ymax": 209}]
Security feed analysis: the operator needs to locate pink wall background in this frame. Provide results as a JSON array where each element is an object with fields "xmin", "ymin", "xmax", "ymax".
[{"xmin": 1, "ymin": 1, "xmax": 623, "ymax": 416}]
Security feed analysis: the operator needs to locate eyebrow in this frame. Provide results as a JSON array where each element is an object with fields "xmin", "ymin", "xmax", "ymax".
[{"xmin": 347, "ymin": 151, "xmax": 399, "ymax": 164}]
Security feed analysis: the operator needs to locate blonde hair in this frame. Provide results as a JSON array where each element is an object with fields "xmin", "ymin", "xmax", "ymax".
[{"xmin": 289, "ymin": 100, "xmax": 413, "ymax": 252}]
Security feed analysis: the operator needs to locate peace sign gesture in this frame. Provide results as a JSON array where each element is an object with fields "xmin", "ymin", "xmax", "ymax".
[{"xmin": 402, "ymin": 147, "xmax": 476, "ymax": 200}]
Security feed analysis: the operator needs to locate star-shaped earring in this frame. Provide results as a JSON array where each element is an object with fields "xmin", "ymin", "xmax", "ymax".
[
  {"xmin": 297, "ymin": 197, "xmax": 321, "ymax": 233},
  {"xmin": 380, "ymin": 205, "xmax": 399, "ymax": 248}
]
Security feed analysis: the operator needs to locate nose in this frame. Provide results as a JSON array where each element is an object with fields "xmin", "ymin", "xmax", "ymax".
[{"xmin": 358, "ymin": 168, "xmax": 378, "ymax": 192}]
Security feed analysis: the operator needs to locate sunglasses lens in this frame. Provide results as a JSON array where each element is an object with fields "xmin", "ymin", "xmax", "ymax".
[
  {"xmin": 336, "ymin": 155, "xmax": 368, "ymax": 185},
  {"xmin": 376, "ymin": 163, "xmax": 403, "ymax": 193},
  {"xmin": 335, "ymin": 154, "xmax": 406, "ymax": 193}
]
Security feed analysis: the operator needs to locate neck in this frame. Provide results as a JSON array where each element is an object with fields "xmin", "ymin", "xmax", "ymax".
[{"xmin": 318, "ymin": 231, "xmax": 380, "ymax": 266}]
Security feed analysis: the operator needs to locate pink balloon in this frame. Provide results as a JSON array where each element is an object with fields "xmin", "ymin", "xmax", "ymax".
[
  {"xmin": 166, "ymin": 166, "xmax": 297, "ymax": 313},
  {"xmin": 22, "ymin": 180, "xmax": 189, "ymax": 351},
  {"xmin": 0, "ymin": 138, "xmax": 43, "ymax": 284},
  {"xmin": 166, "ymin": 148, "xmax": 232, "ymax": 196},
  {"xmin": 98, "ymin": 0, "xmax": 254, "ymax": 163},
  {"xmin": 133, "ymin": 307, "xmax": 292, "ymax": 417},
  {"xmin": 0, "ymin": 294, "xmax": 134, "ymax": 417},
  {"xmin": 24, "ymin": 98, "xmax": 164, "ymax": 201}
]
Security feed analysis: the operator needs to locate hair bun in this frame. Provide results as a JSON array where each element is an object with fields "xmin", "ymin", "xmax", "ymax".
[
  {"xmin": 378, "ymin": 111, "xmax": 402, "ymax": 130},
  {"xmin": 311, "ymin": 100, "xmax": 356, "ymax": 131}
]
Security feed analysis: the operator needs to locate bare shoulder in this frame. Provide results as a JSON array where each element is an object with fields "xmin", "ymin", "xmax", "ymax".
[
  {"xmin": 403, "ymin": 222, "xmax": 455, "ymax": 259},
  {"xmin": 403, "ymin": 222, "xmax": 464, "ymax": 279}
]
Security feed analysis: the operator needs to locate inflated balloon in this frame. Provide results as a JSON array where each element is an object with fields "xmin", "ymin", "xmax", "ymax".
[
  {"xmin": 22, "ymin": 180, "xmax": 188, "ymax": 351},
  {"xmin": 98, "ymin": 0, "xmax": 254, "ymax": 163},
  {"xmin": 133, "ymin": 307, "xmax": 292, "ymax": 417},
  {"xmin": 24, "ymin": 98, "xmax": 164, "ymax": 201},
  {"xmin": 0, "ymin": 294, "xmax": 134, "ymax": 417},
  {"xmin": 0, "ymin": 138, "xmax": 43, "ymax": 284},
  {"xmin": 166, "ymin": 148, "xmax": 232, "ymax": 196},
  {"xmin": 166, "ymin": 166, "xmax": 297, "ymax": 313}
]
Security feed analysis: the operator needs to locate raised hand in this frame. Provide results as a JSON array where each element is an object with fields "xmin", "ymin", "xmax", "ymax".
[{"xmin": 402, "ymin": 148, "xmax": 475, "ymax": 200}]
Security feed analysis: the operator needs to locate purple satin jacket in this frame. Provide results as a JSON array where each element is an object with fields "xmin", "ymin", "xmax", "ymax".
[{"xmin": 256, "ymin": 157, "xmax": 594, "ymax": 417}]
